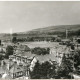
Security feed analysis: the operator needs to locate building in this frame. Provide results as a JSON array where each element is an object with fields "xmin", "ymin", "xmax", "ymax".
[
  {"xmin": 9, "ymin": 61, "xmax": 24, "ymax": 79},
  {"xmin": 8, "ymin": 43, "xmax": 74, "ymax": 79}
]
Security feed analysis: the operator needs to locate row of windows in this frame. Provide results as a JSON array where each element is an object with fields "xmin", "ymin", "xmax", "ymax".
[{"xmin": 13, "ymin": 71, "xmax": 23, "ymax": 78}]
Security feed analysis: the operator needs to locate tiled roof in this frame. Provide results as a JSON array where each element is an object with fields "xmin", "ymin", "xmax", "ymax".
[
  {"xmin": 16, "ymin": 51, "xmax": 35, "ymax": 58},
  {"xmin": 16, "ymin": 50, "xmax": 56, "ymax": 63},
  {"xmin": 9, "ymin": 63, "xmax": 23, "ymax": 73}
]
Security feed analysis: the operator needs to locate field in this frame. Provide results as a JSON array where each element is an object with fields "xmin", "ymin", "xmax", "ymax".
[{"xmin": 20, "ymin": 41, "xmax": 59, "ymax": 49}]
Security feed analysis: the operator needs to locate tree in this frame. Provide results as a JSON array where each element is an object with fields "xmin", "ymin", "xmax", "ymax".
[
  {"xmin": 12, "ymin": 33, "xmax": 17, "ymax": 36},
  {"xmin": 0, "ymin": 55, "xmax": 4, "ymax": 60},
  {"xmin": 76, "ymin": 29, "xmax": 80, "ymax": 36},
  {"xmin": 30, "ymin": 61, "xmax": 56, "ymax": 79},
  {"xmin": 5, "ymin": 45, "xmax": 14, "ymax": 58},
  {"xmin": 12, "ymin": 37, "xmax": 17, "ymax": 43},
  {"xmin": 57, "ymin": 54, "xmax": 73, "ymax": 79},
  {"xmin": 71, "ymin": 44, "xmax": 75, "ymax": 50},
  {"xmin": 77, "ymin": 39, "xmax": 80, "ymax": 43},
  {"xmin": 74, "ymin": 50, "xmax": 80, "ymax": 69},
  {"xmin": 0, "ymin": 40, "xmax": 1, "ymax": 45},
  {"xmin": 41, "ymin": 61, "xmax": 56, "ymax": 78},
  {"xmin": 30, "ymin": 61, "xmax": 41, "ymax": 79},
  {"xmin": 31, "ymin": 47, "xmax": 50, "ymax": 55}
]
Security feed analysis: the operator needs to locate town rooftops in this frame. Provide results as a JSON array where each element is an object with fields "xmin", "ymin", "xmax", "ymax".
[
  {"xmin": 15, "ymin": 50, "xmax": 57, "ymax": 63},
  {"xmin": 14, "ymin": 44, "xmax": 72, "ymax": 63}
]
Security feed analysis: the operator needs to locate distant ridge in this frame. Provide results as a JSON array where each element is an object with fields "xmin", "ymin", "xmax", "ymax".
[
  {"xmin": 0, "ymin": 24, "xmax": 80, "ymax": 40},
  {"xmin": 19, "ymin": 24, "xmax": 80, "ymax": 34}
]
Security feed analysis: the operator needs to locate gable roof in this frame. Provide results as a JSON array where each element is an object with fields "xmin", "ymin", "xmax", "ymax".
[
  {"xmin": 9, "ymin": 62, "xmax": 23, "ymax": 73},
  {"xmin": 16, "ymin": 51, "xmax": 35, "ymax": 58},
  {"xmin": 16, "ymin": 50, "xmax": 57, "ymax": 63}
]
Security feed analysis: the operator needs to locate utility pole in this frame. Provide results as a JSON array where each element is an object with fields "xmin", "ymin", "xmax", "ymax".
[
  {"xmin": 66, "ymin": 29, "xmax": 68, "ymax": 39},
  {"xmin": 10, "ymin": 28, "xmax": 13, "ymax": 43}
]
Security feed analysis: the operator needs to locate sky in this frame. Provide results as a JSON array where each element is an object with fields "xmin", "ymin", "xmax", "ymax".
[{"xmin": 0, "ymin": 1, "xmax": 80, "ymax": 33}]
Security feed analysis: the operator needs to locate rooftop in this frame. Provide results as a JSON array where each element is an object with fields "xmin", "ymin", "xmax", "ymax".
[{"xmin": 9, "ymin": 62, "xmax": 24, "ymax": 73}]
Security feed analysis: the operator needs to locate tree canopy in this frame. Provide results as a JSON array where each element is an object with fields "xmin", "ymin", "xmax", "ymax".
[
  {"xmin": 0, "ymin": 40, "xmax": 1, "ymax": 45},
  {"xmin": 12, "ymin": 37, "xmax": 17, "ymax": 43},
  {"xmin": 57, "ymin": 54, "xmax": 73, "ymax": 79},
  {"xmin": 31, "ymin": 47, "xmax": 50, "ymax": 55},
  {"xmin": 30, "ymin": 61, "xmax": 56, "ymax": 79},
  {"xmin": 5, "ymin": 45, "xmax": 14, "ymax": 58}
]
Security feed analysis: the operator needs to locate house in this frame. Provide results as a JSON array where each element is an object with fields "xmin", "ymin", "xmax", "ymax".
[
  {"xmin": 0, "ymin": 46, "xmax": 6, "ymax": 53},
  {"xmin": 30, "ymin": 57, "xmax": 37, "ymax": 71},
  {"xmin": 60, "ymin": 39, "xmax": 71, "ymax": 45},
  {"xmin": 9, "ymin": 51, "xmax": 34, "ymax": 63},
  {"xmin": 2, "ymin": 59, "xmax": 29, "ymax": 79},
  {"xmin": 8, "ymin": 45, "xmax": 34, "ymax": 79},
  {"xmin": 0, "ymin": 60, "xmax": 12, "ymax": 79},
  {"xmin": 9, "ymin": 61, "xmax": 24, "ymax": 79}
]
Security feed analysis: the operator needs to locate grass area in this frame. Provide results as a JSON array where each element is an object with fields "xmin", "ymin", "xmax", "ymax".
[{"xmin": 20, "ymin": 41, "xmax": 59, "ymax": 49}]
